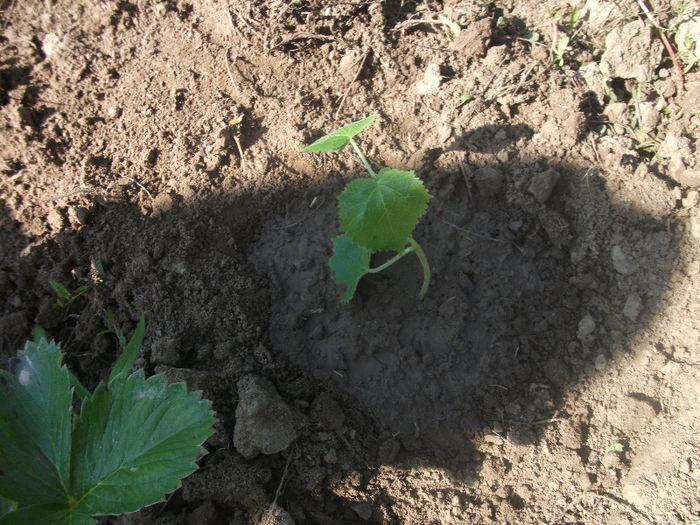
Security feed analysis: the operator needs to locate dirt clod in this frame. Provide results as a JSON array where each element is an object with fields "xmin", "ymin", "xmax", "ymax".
[{"xmin": 234, "ymin": 375, "xmax": 302, "ymax": 459}]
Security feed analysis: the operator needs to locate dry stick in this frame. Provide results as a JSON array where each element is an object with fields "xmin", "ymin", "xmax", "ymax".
[
  {"xmin": 225, "ymin": 21, "xmax": 247, "ymax": 178},
  {"xmin": 225, "ymin": 49, "xmax": 240, "ymax": 93},
  {"xmin": 126, "ymin": 177, "xmax": 153, "ymax": 200},
  {"xmin": 637, "ymin": 0, "xmax": 684, "ymax": 94},
  {"xmin": 334, "ymin": 49, "xmax": 369, "ymax": 119},
  {"xmin": 260, "ymin": 450, "xmax": 294, "ymax": 525},
  {"xmin": 264, "ymin": 0, "xmax": 297, "ymax": 50}
]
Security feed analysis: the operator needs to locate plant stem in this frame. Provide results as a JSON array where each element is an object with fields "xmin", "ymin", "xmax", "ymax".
[
  {"xmin": 366, "ymin": 237, "xmax": 431, "ymax": 299},
  {"xmin": 349, "ymin": 138, "xmax": 376, "ymax": 177},
  {"xmin": 367, "ymin": 245, "xmax": 414, "ymax": 274},
  {"xmin": 409, "ymin": 237, "xmax": 430, "ymax": 299}
]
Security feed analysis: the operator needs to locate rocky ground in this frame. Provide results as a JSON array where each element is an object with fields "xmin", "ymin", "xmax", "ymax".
[{"xmin": 1, "ymin": 0, "xmax": 699, "ymax": 523}]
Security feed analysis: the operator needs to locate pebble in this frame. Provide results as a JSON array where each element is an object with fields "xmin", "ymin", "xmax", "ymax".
[
  {"xmin": 352, "ymin": 502, "xmax": 372, "ymax": 521},
  {"xmin": 46, "ymin": 208, "xmax": 65, "ymax": 231},
  {"xmin": 611, "ymin": 245, "xmax": 636, "ymax": 275},
  {"xmin": 528, "ymin": 168, "xmax": 560, "ymax": 204},
  {"xmin": 107, "ymin": 105, "xmax": 122, "ymax": 119},
  {"xmin": 415, "ymin": 63, "xmax": 441, "ymax": 96},
  {"xmin": 623, "ymin": 293, "xmax": 643, "ymax": 321},
  {"xmin": 474, "ymin": 166, "xmax": 504, "ymax": 197},
  {"xmin": 577, "ymin": 314, "xmax": 596, "ymax": 342},
  {"xmin": 233, "ymin": 375, "xmax": 301, "ymax": 459},
  {"xmin": 323, "ymin": 449, "xmax": 338, "ymax": 464},
  {"xmin": 594, "ymin": 354, "xmax": 607, "ymax": 370},
  {"xmin": 682, "ymin": 190, "xmax": 699, "ymax": 208}
]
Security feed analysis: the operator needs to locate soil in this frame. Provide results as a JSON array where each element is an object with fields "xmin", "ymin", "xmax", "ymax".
[{"xmin": 1, "ymin": 0, "xmax": 699, "ymax": 524}]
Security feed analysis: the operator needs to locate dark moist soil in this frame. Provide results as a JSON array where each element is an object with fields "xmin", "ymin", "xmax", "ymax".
[{"xmin": 1, "ymin": 0, "xmax": 699, "ymax": 524}]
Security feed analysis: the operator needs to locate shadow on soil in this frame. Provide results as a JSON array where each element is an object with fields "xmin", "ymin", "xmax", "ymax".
[{"xmin": 0, "ymin": 124, "xmax": 681, "ymax": 523}]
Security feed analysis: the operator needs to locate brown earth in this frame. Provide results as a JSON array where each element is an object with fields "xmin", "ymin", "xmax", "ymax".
[{"xmin": 1, "ymin": 0, "xmax": 699, "ymax": 523}]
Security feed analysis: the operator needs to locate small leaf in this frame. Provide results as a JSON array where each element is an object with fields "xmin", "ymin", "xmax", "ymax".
[
  {"xmin": 438, "ymin": 15, "xmax": 461, "ymax": 37},
  {"xmin": 556, "ymin": 36, "xmax": 569, "ymax": 56},
  {"xmin": 458, "ymin": 93, "xmax": 475, "ymax": 107},
  {"xmin": 339, "ymin": 168, "xmax": 431, "ymax": 251},
  {"xmin": 49, "ymin": 280, "xmax": 71, "ymax": 300},
  {"xmin": 302, "ymin": 115, "xmax": 376, "ymax": 153},
  {"xmin": 570, "ymin": 5, "xmax": 580, "ymax": 31},
  {"xmin": 109, "ymin": 313, "xmax": 146, "ymax": 386},
  {"xmin": 93, "ymin": 260, "xmax": 105, "ymax": 277},
  {"xmin": 0, "ymin": 496, "xmax": 16, "ymax": 518},
  {"xmin": 329, "ymin": 234, "xmax": 372, "ymax": 302},
  {"xmin": 70, "ymin": 371, "xmax": 215, "ymax": 515},
  {"xmin": 604, "ymin": 443, "xmax": 624, "ymax": 454},
  {"xmin": 0, "ymin": 340, "xmax": 73, "ymax": 506}
]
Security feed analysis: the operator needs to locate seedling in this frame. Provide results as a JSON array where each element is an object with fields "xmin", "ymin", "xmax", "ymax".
[
  {"xmin": 302, "ymin": 115, "xmax": 432, "ymax": 302},
  {"xmin": 604, "ymin": 443, "xmax": 624, "ymax": 454},
  {"xmin": 0, "ymin": 315, "xmax": 215, "ymax": 523},
  {"xmin": 50, "ymin": 279, "xmax": 89, "ymax": 308}
]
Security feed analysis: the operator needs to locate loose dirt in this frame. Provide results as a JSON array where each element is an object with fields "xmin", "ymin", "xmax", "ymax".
[{"xmin": 1, "ymin": 0, "xmax": 699, "ymax": 523}]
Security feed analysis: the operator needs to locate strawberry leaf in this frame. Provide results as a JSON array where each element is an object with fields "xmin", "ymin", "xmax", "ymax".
[
  {"xmin": 329, "ymin": 234, "xmax": 372, "ymax": 302},
  {"xmin": 0, "ymin": 340, "xmax": 72, "ymax": 506},
  {"xmin": 339, "ymin": 168, "xmax": 431, "ymax": 251},
  {"xmin": 70, "ymin": 371, "xmax": 215, "ymax": 515},
  {"xmin": 302, "ymin": 115, "xmax": 375, "ymax": 153},
  {"xmin": 0, "ymin": 334, "xmax": 215, "ymax": 522}
]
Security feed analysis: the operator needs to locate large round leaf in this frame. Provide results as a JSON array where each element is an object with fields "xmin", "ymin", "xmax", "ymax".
[{"xmin": 338, "ymin": 168, "xmax": 431, "ymax": 251}]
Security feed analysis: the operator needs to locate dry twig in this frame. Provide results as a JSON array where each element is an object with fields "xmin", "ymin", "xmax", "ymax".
[{"xmin": 637, "ymin": 0, "xmax": 684, "ymax": 94}]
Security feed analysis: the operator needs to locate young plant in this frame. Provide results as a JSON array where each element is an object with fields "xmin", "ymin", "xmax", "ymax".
[
  {"xmin": 302, "ymin": 115, "xmax": 432, "ymax": 302},
  {"xmin": 0, "ymin": 316, "xmax": 215, "ymax": 524},
  {"xmin": 50, "ymin": 279, "xmax": 90, "ymax": 308}
]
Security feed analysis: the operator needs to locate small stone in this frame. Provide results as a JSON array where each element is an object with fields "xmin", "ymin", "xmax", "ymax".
[
  {"xmin": 682, "ymin": 190, "xmax": 699, "ymax": 208},
  {"xmin": 415, "ymin": 63, "xmax": 441, "ymax": 96},
  {"xmin": 638, "ymin": 102, "xmax": 660, "ymax": 132},
  {"xmin": 338, "ymin": 49, "xmax": 362, "ymax": 82},
  {"xmin": 594, "ymin": 354, "xmax": 607, "ymax": 370},
  {"xmin": 451, "ymin": 18, "xmax": 491, "ymax": 59},
  {"xmin": 323, "ymin": 449, "xmax": 338, "ymax": 464},
  {"xmin": 310, "ymin": 392, "xmax": 345, "ymax": 431},
  {"xmin": 107, "ymin": 105, "xmax": 122, "ymax": 119},
  {"xmin": 577, "ymin": 314, "xmax": 596, "ymax": 342},
  {"xmin": 528, "ymin": 168, "xmax": 560, "ymax": 204},
  {"xmin": 352, "ymin": 502, "xmax": 372, "ymax": 521},
  {"xmin": 623, "ymin": 293, "xmax": 643, "ymax": 321},
  {"xmin": 67, "ymin": 206, "xmax": 90, "ymax": 226},
  {"xmin": 474, "ymin": 166, "xmax": 503, "ymax": 196},
  {"xmin": 689, "ymin": 212, "xmax": 700, "ymax": 240},
  {"xmin": 611, "ymin": 245, "xmax": 636, "ymax": 275},
  {"xmin": 233, "ymin": 375, "xmax": 301, "ymax": 459},
  {"xmin": 46, "ymin": 208, "xmax": 65, "ymax": 232}
]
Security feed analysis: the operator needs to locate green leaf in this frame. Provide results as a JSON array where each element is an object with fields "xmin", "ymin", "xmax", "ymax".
[
  {"xmin": 0, "ymin": 340, "xmax": 72, "ymax": 506},
  {"xmin": 109, "ymin": 313, "xmax": 145, "ymax": 386},
  {"xmin": 302, "ymin": 115, "xmax": 376, "ymax": 153},
  {"xmin": 458, "ymin": 93, "xmax": 474, "ymax": 107},
  {"xmin": 0, "ymin": 505, "xmax": 95, "ymax": 525},
  {"xmin": 339, "ymin": 167, "xmax": 431, "ymax": 251},
  {"xmin": 49, "ymin": 280, "xmax": 71, "ymax": 300},
  {"xmin": 0, "ymin": 496, "xmax": 16, "ymax": 518},
  {"xmin": 604, "ymin": 443, "xmax": 624, "ymax": 454},
  {"xmin": 70, "ymin": 371, "xmax": 215, "ymax": 515},
  {"xmin": 570, "ymin": 5, "xmax": 580, "ymax": 31},
  {"xmin": 329, "ymin": 234, "xmax": 372, "ymax": 302}
]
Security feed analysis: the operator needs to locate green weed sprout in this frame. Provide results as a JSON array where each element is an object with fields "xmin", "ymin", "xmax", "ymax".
[
  {"xmin": 0, "ymin": 316, "xmax": 215, "ymax": 524},
  {"xmin": 302, "ymin": 115, "xmax": 432, "ymax": 302},
  {"xmin": 50, "ymin": 279, "xmax": 89, "ymax": 308}
]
